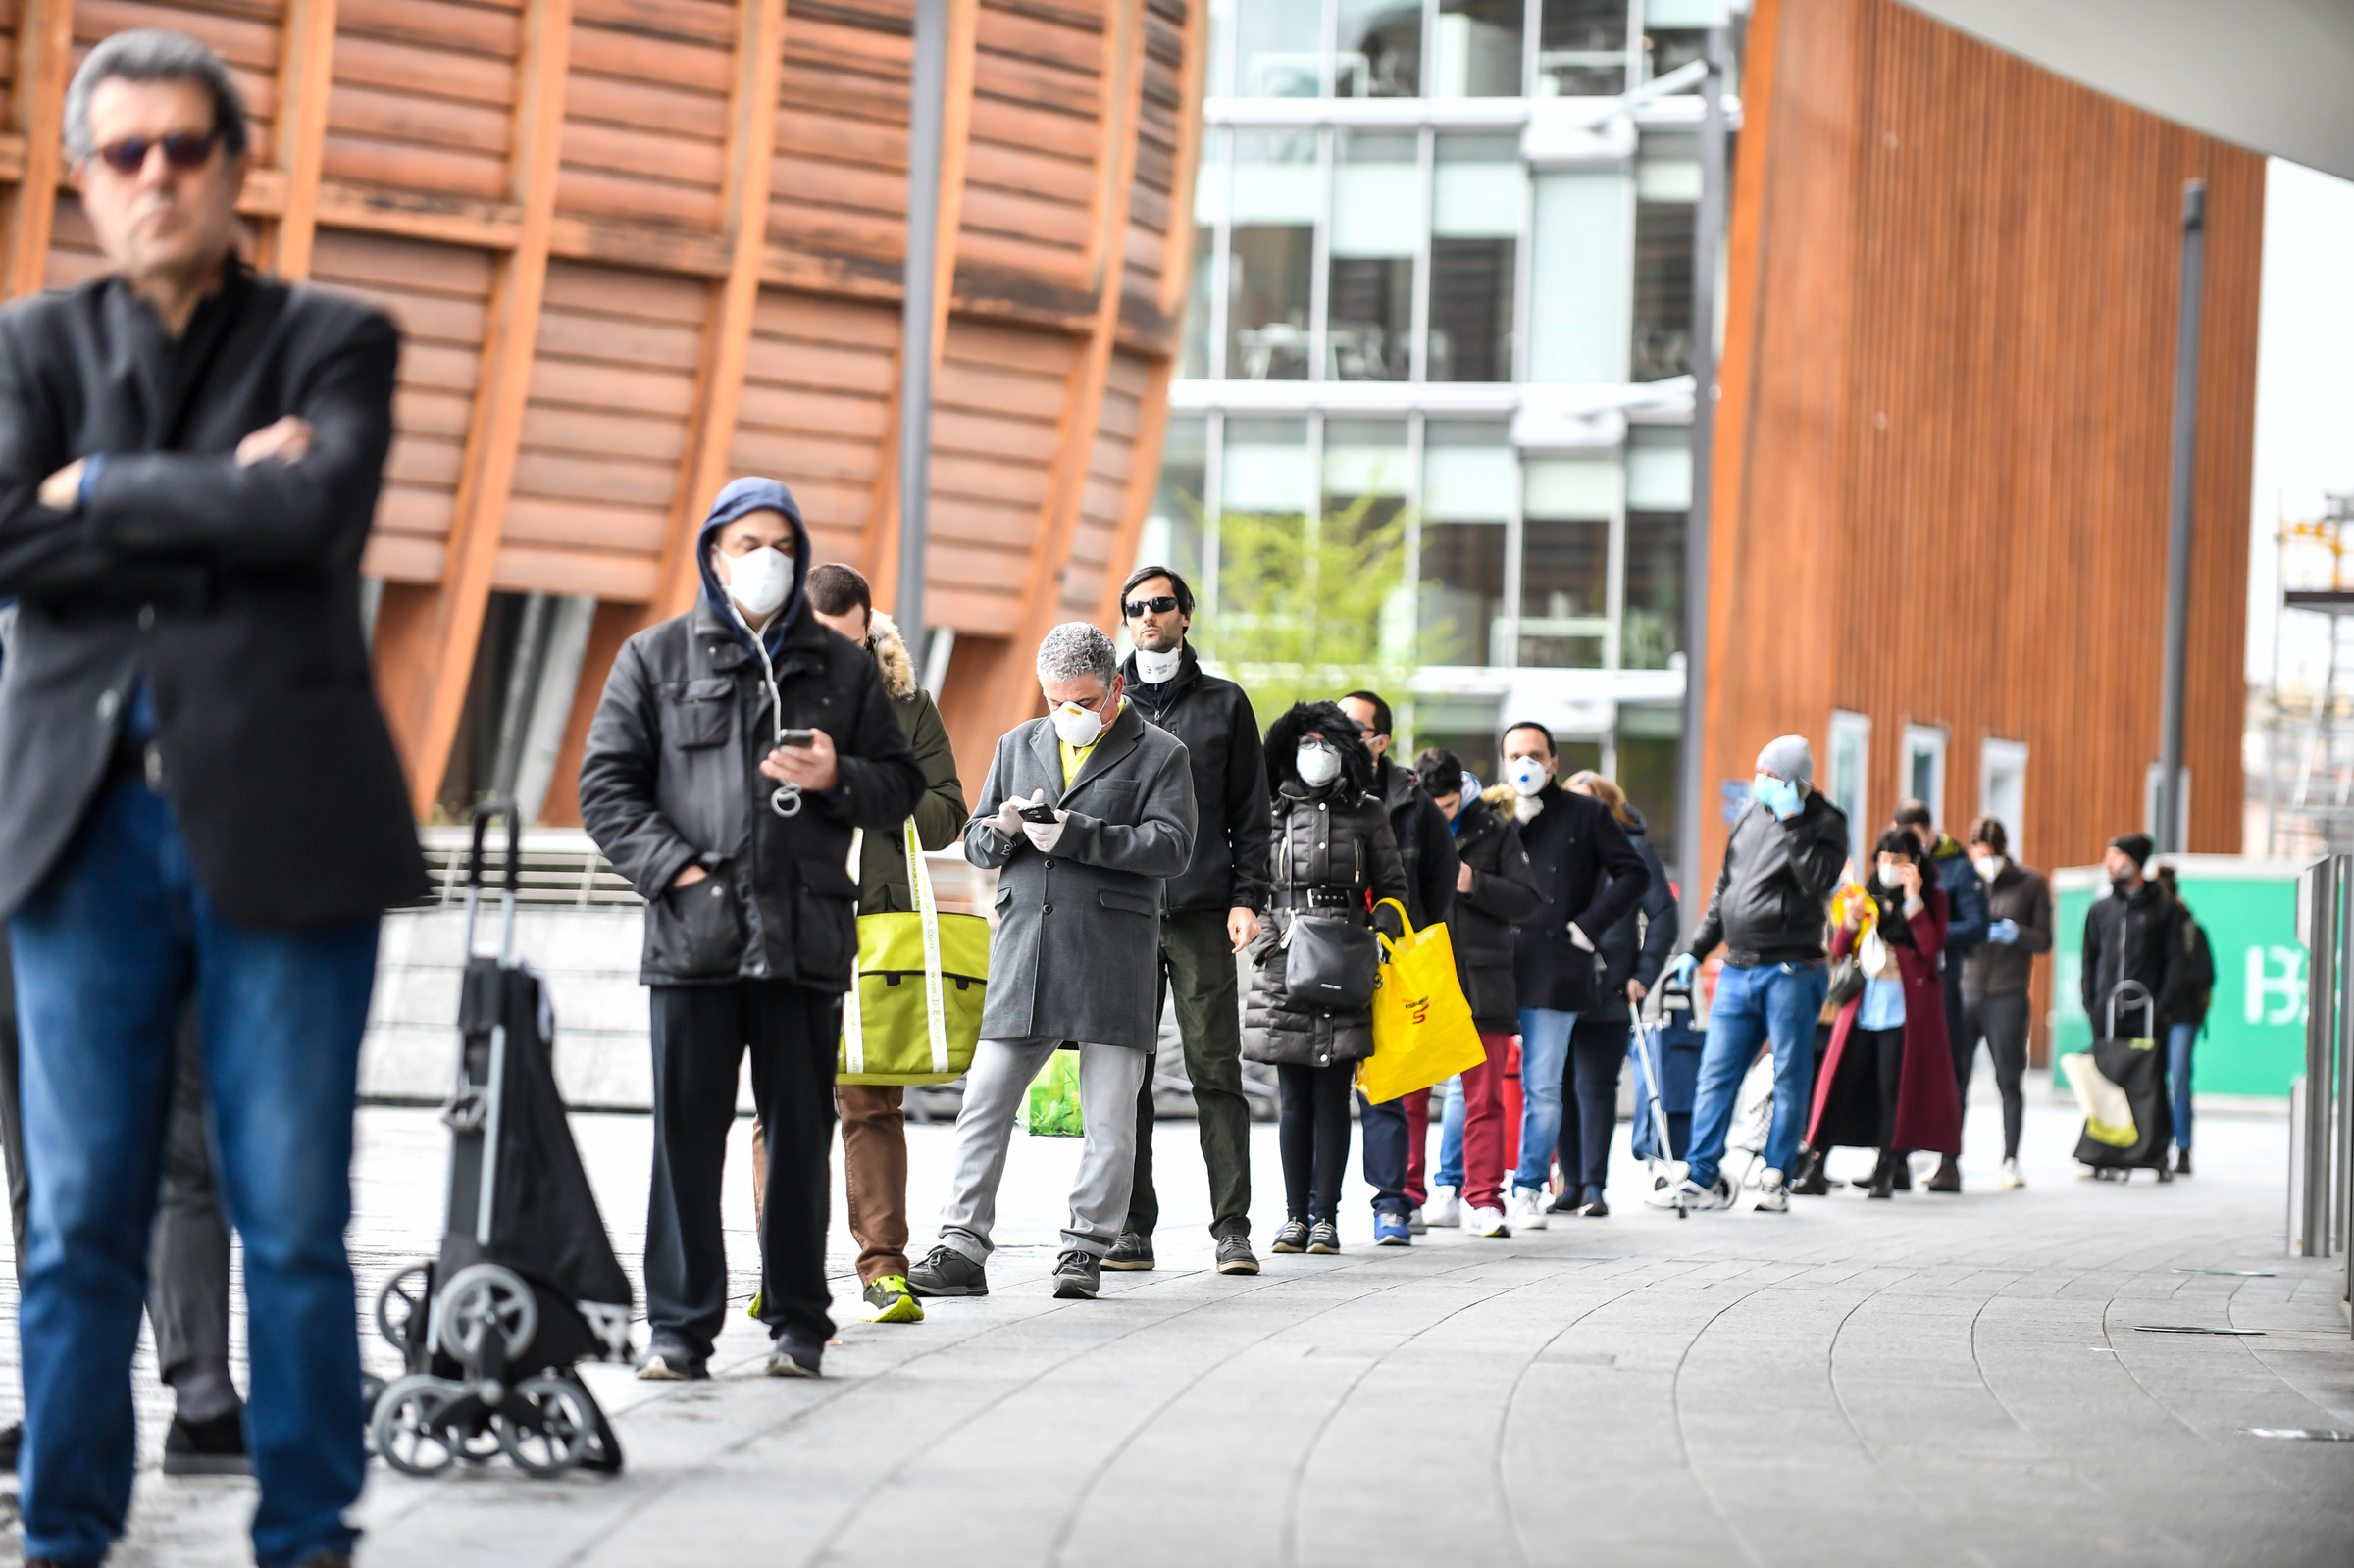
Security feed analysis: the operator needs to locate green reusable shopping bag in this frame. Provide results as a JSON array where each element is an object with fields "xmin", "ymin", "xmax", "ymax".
[
  {"xmin": 836, "ymin": 820, "xmax": 990, "ymax": 1086},
  {"xmin": 1025, "ymin": 1048, "xmax": 1084, "ymax": 1138}
]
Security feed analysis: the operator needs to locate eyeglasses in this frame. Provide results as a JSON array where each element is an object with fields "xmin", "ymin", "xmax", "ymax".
[
  {"xmin": 1122, "ymin": 595, "xmax": 1179, "ymax": 619},
  {"xmin": 91, "ymin": 129, "xmax": 223, "ymax": 177}
]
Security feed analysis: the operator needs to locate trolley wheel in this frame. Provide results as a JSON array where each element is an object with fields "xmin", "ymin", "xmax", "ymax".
[
  {"xmin": 499, "ymin": 1374, "xmax": 593, "ymax": 1478},
  {"xmin": 438, "ymin": 1263, "xmax": 538, "ymax": 1367},
  {"xmin": 372, "ymin": 1374, "xmax": 468, "ymax": 1477},
  {"xmin": 375, "ymin": 1263, "xmax": 434, "ymax": 1353}
]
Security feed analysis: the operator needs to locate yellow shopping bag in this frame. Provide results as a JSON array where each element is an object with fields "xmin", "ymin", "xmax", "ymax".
[{"xmin": 1357, "ymin": 897, "xmax": 1487, "ymax": 1104}]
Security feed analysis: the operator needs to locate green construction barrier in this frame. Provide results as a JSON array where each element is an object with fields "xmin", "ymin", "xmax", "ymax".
[{"xmin": 2052, "ymin": 856, "xmax": 2308, "ymax": 1098}]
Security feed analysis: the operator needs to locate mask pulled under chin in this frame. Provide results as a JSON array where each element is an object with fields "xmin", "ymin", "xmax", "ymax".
[
  {"xmin": 722, "ymin": 546, "xmax": 792, "ymax": 619},
  {"xmin": 1133, "ymin": 645, "xmax": 1182, "ymax": 683},
  {"xmin": 1051, "ymin": 702, "xmax": 1104, "ymax": 747}
]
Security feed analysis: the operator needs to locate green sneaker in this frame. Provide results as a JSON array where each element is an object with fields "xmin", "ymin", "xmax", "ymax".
[
  {"xmin": 862, "ymin": 1274, "xmax": 924, "ymax": 1324},
  {"xmin": 745, "ymin": 1289, "xmax": 763, "ymax": 1320}
]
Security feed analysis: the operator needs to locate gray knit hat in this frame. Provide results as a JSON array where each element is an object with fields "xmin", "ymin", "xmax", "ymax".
[{"xmin": 1756, "ymin": 734, "xmax": 1814, "ymax": 786}]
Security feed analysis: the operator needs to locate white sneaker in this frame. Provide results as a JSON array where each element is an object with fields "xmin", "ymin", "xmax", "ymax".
[
  {"xmin": 1510, "ymin": 1186, "xmax": 1549, "ymax": 1231},
  {"xmin": 1407, "ymin": 1205, "xmax": 1427, "ymax": 1235},
  {"xmin": 2001, "ymin": 1158, "xmax": 2026, "ymax": 1189},
  {"xmin": 1753, "ymin": 1169, "xmax": 1788, "ymax": 1213},
  {"xmin": 1469, "ymin": 1206, "xmax": 1512, "ymax": 1238},
  {"xmin": 1646, "ymin": 1175, "xmax": 1730, "ymax": 1212},
  {"xmin": 1426, "ymin": 1187, "xmax": 1461, "ymax": 1228}
]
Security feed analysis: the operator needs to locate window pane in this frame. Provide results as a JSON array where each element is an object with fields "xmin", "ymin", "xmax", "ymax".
[
  {"xmin": 1527, "ymin": 171, "xmax": 1629, "ymax": 382},
  {"xmin": 1434, "ymin": 0, "xmax": 1524, "ymax": 97},
  {"xmin": 1519, "ymin": 516, "xmax": 1605, "ymax": 668},
  {"xmin": 1323, "ymin": 419, "xmax": 1411, "ymax": 508},
  {"xmin": 1617, "ymin": 730, "xmax": 1681, "ymax": 871},
  {"xmin": 1421, "ymin": 524, "xmax": 1505, "ymax": 665},
  {"xmin": 1643, "ymin": 25, "xmax": 1707, "ymax": 81},
  {"xmin": 1237, "ymin": 0, "xmax": 1325, "ymax": 97},
  {"xmin": 1338, "ymin": 0, "xmax": 1422, "ymax": 97},
  {"xmin": 1329, "ymin": 132, "xmax": 1416, "ymax": 381},
  {"xmin": 1622, "ymin": 509, "xmax": 1682, "ymax": 669},
  {"xmin": 1432, "ymin": 134, "xmax": 1521, "ymax": 237},
  {"xmin": 1631, "ymin": 139, "xmax": 1695, "ymax": 381},
  {"xmin": 1423, "ymin": 421, "xmax": 1514, "ymax": 520},
  {"xmin": 1228, "ymin": 133, "xmax": 1317, "ymax": 380},
  {"xmin": 1181, "ymin": 227, "xmax": 1214, "ymax": 378},
  {"xmin": 1222, "ymin": 417, "xmax": 1311, "ymax": 514},
  {"xmin": 1429, "ymin": 239, "xmax": 1514, "ymax": 381},
  {"xmin": 1139, "ymin": 418, "xmax": 1208, "ymax": 589},
  {"xmin": 1538, "ymin": 0, "xmax": 1627, "ymax": 96}
]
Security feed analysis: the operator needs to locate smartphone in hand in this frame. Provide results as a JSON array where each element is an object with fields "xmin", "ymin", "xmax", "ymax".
[
  {"xmin": 778, "ymin": 729, "xmax": 817, "ymax": 748},
  {"xmin": 1017, "ymin": 801, "xmax": 1059, "ymax": 824}
]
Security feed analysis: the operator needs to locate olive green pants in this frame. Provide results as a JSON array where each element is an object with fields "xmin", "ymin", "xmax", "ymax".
[{"xmin": 1125, "ymin": 908, "xmax": 1254, "ymax": 1241}]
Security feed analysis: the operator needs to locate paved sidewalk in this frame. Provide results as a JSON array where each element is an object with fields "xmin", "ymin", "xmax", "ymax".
[{"xmin": 9, "ymin": 1083, "xmax": 2354, "ymax": 1567}]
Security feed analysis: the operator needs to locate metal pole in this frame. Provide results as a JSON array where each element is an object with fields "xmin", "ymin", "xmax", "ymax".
[
  {"xmin": 897, "ymin": 0, "xmax": 947, "ymax": 661},
  {"xmin": 2156, "ymin": 178, "xmax": 2204, "ymax": 853},
  {"xmin": 1675, "ymin": 24, "xmax": 1727, "ymax": 932},
  {"xmin": 2301, "ymin": 856, "xmax": 2336, "ymax": 1257}
]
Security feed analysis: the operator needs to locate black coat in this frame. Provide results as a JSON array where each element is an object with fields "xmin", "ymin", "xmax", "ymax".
[
  {"xmin": 1582, "ymin": 806, "xmax": 1680, "ymax": 1027},
  {"xmin": 1684, "ymin": 789, "xmax": 1850, "ymax": 968},
  {"xmin": 2081, "ymin": 881, "xmax": 2184, "ymax": 1033},
  {"xmin": 0, "ymin": 261, "xmax": 426, "ymax": 924},
  {"xmin": 580, "ymin": 581, "xmax": 924, "ymax": 990},
  {"xmin": 1374, "ymin": 754, "xmax": 1458, "ymax": 931},
  {"xmin": 1121, "ymin": 644, "xmax": 1270, "ymax": 915},
  {"xmin": 1446, "ymin": 792, "xmax": 1542, "ymax": 1032},
  {"xmin": 1510, "ymin": 784, "xmax": 1650, "ymax": 1013}
]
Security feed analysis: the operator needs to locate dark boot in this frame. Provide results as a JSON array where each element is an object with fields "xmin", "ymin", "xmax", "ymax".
[
  {"xmin": 1867, "ymin": 1150, "xmax": 1896, "ymax": 1200},
  {"xmin": 2174, "ymin": 1147, "xmax": 2192, "ymax": 1177},
  {"xmin": 1890, "ymin": 1153, "xmax": 1914, "ymax": 1191},
  {"xmin": 1926, "ymin": 1155, "xmax": 1962, "ymax": 1193},
  {"xmin": 1790, "ymin": 1148, "xmax": 1834, "ymax": 1196}
]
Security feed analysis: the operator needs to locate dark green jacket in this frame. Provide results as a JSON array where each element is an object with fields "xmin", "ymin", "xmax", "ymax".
[{"xmin": 853, "ymin": 612, "xmax": 965, "ymax": 914}]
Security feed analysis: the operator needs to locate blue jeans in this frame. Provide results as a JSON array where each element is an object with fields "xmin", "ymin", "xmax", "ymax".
[
  {"xmin": 1686, "ymin": 961, "xmax": 1829, "ymax": 1189},
  {"xmin": 2168, "ymin": 1021, "xmax": 2196, "ymax": 1150},
  {"xmin": 1435, "ymin": 1076, "xmax": 1464, "ymax": 1189},
  {"xmin": 1513, "ymin": 1008, "xmax": 1577, "ymax": 1190},
  {"xmin": 11, "ymin": 776, "xmax": 379, "ymax": 1568}
]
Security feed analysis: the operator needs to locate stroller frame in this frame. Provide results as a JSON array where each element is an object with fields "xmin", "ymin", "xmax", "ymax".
[
  {"xmin": 1631, "ymin": 981, "xmax": 1692, "ymax": 1218},
  {"xmin": 368, "ymin": 799, "xmax": 630, "ymax": 1480}
]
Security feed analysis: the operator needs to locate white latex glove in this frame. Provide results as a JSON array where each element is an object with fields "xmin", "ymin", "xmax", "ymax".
[
  {"xmin": 1567, "ymin": 923, "xmax": 1595, "ymax": 952},
  {"xmin": 1022, "ymin": 808, "xmax": 1068, "ymax": 852},
  {"xmin": 989, "ymin": 790, "xmax": 1034, "ymax": 840}
]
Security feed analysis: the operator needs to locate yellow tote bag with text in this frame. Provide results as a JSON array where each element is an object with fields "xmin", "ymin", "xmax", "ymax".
[{"xmin": 1357, "ymin": 897, "xmax": 1486, "ymax": 1104}]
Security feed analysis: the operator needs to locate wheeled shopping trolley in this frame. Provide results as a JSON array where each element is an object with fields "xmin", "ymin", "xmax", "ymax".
[{"xmin": 369, "ymin": 801, "xmax": 637, "ymax": 1479}]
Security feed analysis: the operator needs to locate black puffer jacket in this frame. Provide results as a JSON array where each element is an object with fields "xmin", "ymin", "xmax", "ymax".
[
  {"xmin": 2081, "ymin": 881, "xmax": 2184, "ymax": 1032},
  {"xmin": 1446, "ymin": 790, "xmax": 1542, "ymax": 1032},
  {"xmin": 1243, "ymin": 702, "xmax": 1409, "ymax": 1068}
]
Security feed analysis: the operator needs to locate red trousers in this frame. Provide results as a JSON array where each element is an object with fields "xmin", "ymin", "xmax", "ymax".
[{"xmin": 1406, "ymin": 1031, "xmax": 1514, "ymax": 1213}]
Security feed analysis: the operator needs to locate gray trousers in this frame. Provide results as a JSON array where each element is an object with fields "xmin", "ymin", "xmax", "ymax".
[{"xmin": 937, "ymin": 1038, "xmax": 1150, "ymax": 1263}]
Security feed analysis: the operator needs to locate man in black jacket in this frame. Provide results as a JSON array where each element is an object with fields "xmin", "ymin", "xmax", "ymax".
[
  {"xmin": 581, "ymin": 478, "xmax": 923, "ymax": 1383},
  {"xmin": 1661, "ymin": 735, "xmax": 1849, "ymax": 1214},
  {"xmin": 0, "ymin": 33, "xmax": 426, "ymax": 1568},
  {"xmin": 2080, "ymin": 833, "xmax": 2181, "ymax": 1043},
  {"xmin": 1501, "ymin": 723, "xmax": 1648, "ymax": 1230},
  {"xmin": 1105, "ymin": 567, "xmax": 1269, "ymax": 1276},
  {"xmin": 1340, "ymin": 689, "xmax": 1459, "ymax": 1244}
]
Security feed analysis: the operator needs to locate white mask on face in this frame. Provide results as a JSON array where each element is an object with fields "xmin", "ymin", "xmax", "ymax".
[
  {"xmin": 1134, "ymin": 645, "xmax": 1182, "ymax": 684},
  {"xmin": 1877, "ymin": 864, "xmax": 1905, "ymax": 890},
  {"xmin": 1507, "ymin": 756, "xmax": 1551, "ymax": 797},
  {"xmin": 1051, "ymin": 699, "xmax": 1106, "ymax": 748},
  {"xmin": 1297, "ymin": 741, "xmax": 1342, "ymax": 787},
  {"xmin": 1973, "ymin": 854, "xmax": 2002, "ymax": 883},
  {"xmin": 721, "ymin": 545, "xmax": 791, "ymax": 619}
]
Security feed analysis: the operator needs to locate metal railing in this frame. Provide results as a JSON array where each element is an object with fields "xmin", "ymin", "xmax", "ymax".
[{"xmin": 2289, "ymin": 856, "xmax": 2354, "ymax": 1333}]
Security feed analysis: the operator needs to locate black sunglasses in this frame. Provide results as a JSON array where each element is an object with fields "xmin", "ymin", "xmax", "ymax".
[
  {"xmin": 1123, "ymin": 594, "xmax": 1180, "ymax": 618},
  {"xmin": 92, "ymin": 129, "xmax": 223, "ymax": 176}
]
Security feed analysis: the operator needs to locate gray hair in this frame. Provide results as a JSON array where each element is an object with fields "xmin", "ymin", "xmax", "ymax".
[
  {"xmin": 65, "ymin": 30, "xmax": 250, "ymax": 166},
  {"xmin": 1036, "ymin": 621, "xmax": 1118, "ymax": 688}
]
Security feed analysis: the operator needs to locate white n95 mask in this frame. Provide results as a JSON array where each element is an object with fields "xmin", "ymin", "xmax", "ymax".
[
  {"xmin": 722, "ymin": 546, "xmax": 791, "ymax": 619},
  {"xmin": 1051, "ymin": 701, "xmax": 1105, "ymax": 748},
  {"xmin": 1297, "ymin": 741, "xmax": 1342, "ymax": 786},
  {"xmin": 1507, "ymin": 756, "xmax": 1550, "ymax": 797}
]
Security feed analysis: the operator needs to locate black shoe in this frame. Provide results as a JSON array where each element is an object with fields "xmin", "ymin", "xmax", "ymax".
[
  {"xmin": 1546, "ymin": 1189, "xmax": 1583, "ymax": 1214},
  {"xmin": 1867, "ymin": 1151, "xmax": 1896, "ymax": 1200},
  {"xmin": 2175, "ymin": 1147, "xmax": 2193, "ymax": 1177},
  {"xmin": 765, "ymin": 1328, "xmax": 824, "ymax": 1379},
  {"xmin": 1270, "ymin": 1219, "xmax": 1310, "ymax": 1254},
  {"xmin": 1216, "ymin": 1235, "xmax": 1259, "ymax": 1275},
  {"xmin": 0, "ymin": 1418, "xmax": 20, "ymax": 1473},
  {"xmin": 636, "ymin": 1336, "xmax": 710, "ymax": 1382},
  {"xmin": 163, "ymin": 1406, "xmax": 251, "ymax": 1475},
  {"xmin": 1306, "ymin": 1221, "xmax": 1340, "ymax": 1254},
  {"xmin": 907, "ymin": 1243, "xmax": 989, "ymax": 1297},
  {"xmin": 1890, "ymin": 1155, "xmax": 1913, "ymax": 1192},
  {"xmin": 1103, "ymin": 1231, "xmax": 1156, "ymax": 1271},
  {"xmin": 1791, "ymin": 1150, "xmax": 1835, "ymax": 1196},
  {"xmin": 1578, "ymin": 1190, "xmax": 1611, "ymax": 1218},
  {"xmin": 1927, "ymin": 1155, "xmax": 1962, "ymax": 1193},
  {"xmin": 1051, "ymin": 1249, "xmax": 1101, "ymax": 1299}
]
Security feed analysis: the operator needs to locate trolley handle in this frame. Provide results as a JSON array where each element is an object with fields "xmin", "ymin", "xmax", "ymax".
[
  {"xmin": 468, "ymin": 797, "xmax": 524, "ymax": 895},
  {"xmin": 2106, "ymin": 979, "xmax": 2155, "ymax": 1040}
]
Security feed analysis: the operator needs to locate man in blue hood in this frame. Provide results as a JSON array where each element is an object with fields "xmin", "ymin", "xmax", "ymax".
[{"xmin": 581, "ymin": 477, "xmax": 925, "ymax": 1381}]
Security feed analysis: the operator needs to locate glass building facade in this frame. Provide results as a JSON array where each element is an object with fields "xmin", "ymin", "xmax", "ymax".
[{"xmin": 1139, "ymin": 0, "xmax": 1732, "ymax": 860}]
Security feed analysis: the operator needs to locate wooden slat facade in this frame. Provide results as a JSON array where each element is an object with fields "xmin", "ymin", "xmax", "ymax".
[
  {"xmin": 1708, "ymin": 0, "xmax": 2262, "ymax": 886},
  {"xmin": 0, "ymin": 0, "xmax": 1203, "ymax": 817}
]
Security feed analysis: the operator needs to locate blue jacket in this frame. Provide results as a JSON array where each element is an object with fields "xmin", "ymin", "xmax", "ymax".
[{"xmin": 1926, "ymin": 834, "xmax": 1988, "ymax": 977}]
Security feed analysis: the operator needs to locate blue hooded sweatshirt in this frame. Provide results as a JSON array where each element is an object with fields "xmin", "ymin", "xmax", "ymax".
[{"xmin": 695, "ymin": 476, "xmax": 809, "ymax": 661}]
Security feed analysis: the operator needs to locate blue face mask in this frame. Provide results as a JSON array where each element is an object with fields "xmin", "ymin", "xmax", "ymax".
[{"xmin": 1751, "ymin": 772, "xmax": 1798, "ymax": 819}]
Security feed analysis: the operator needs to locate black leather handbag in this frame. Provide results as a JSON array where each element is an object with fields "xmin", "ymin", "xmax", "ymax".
[{"xmin": 1283, "ymin": 914, "xmax": 1379, "ymax": 1013}]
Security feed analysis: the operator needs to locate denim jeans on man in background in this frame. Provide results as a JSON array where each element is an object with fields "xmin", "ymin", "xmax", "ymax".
[
  {"xmin": 2167, "ymin": 1021, "xmax": 2198, "ymax": 1151},
  {"xmin": 1512, "ymin": 1008, "xmax": 1578, "ymax": 1191},
  {"xmin": 1684, "ymin": 960, "xmax": 1830, "ymax": 1189},
  {"xmin": 11, "ymin": 775, "xmax": 378, "ymax": 1568},
  {"xmin": 1358, "ymin": 1092, "xmax": 1412, "ymax": 1217}
]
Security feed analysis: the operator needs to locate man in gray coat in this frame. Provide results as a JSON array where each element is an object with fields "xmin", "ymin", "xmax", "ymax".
[{"xmin": 907, "ymin": 623, "xmax": 1196, "ymax": 1301}]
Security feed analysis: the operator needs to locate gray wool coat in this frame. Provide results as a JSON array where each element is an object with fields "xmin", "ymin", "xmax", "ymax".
[{"xmin": 964, "ymin": 700, "xmax": 1197, "ymax": 1048}]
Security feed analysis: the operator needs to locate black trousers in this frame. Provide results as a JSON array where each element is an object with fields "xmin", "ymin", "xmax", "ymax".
[
  {"xmin": 1127, "ymin": 909, "xmax": 1255, "ymax": 1240},
  {"xmin": 1959, "ymin": 989, "xmax": 2031, "ymax": 1159},
  {"xmin": 1857, "ymin": 1025, "xmax": 1906, "ymax": 1149},
  {"xmin": 1276, "ymin": 1062, "xmax": 1354, "ymax": 1224},
  {"xmin": 1557, "ymin": 1016, "xmax": 1627, "ymax": 1195},
  {"xmin": 646, "ymin": 980, "xmax": 839, "ymax": 1351}
]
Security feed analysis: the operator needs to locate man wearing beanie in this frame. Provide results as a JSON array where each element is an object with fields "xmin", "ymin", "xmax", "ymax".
[
  {"xmin": 1656, "ymin": 735, "xmax": 1850, "ymax": 1213},
  {"xmin": 2079, "ymin": 833, "xmax": 2183, "ymax": 1098}
]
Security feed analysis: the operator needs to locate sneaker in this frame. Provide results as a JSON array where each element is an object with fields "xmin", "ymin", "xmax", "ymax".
[
  {"xmin": 162, "ymin": 1407, "xmax": 250, "ymax": 1475},
  {"xmin": 862, "ymin": 1274, "xmax": 924, "ymax": 1324},
  {"xmin": 1426, "ymin": 1187, "xmax": 1462, "ymax": 1228},
  {"xmin": 907, "ymin": 1243, "xmax": 989, "ymax": 1297},
  {"xmin": 2000, "ymin": 1158, "xmax": 2027, "ymax": 1189},
  {"xmin": 765, "ymin": 1329, "xmax": 824, "ymax": 1378},
  {"xmin": 1270, "ymin": 1219, "xmax": 1310, "ymax": 1253},
  {"xmin": 1468, "ymin": 1206, "xmax": 1511, "ymax": 1238},
  {"xmin": 636, "ymin": 1337, "xmax": 709, "ymax": 1382},
  {"xmin": 1373, "ymin": 1213, "xmax": 1412, "ymax": 1246},
  {"xmin": 1646, "ymin": 1175, "xmax": 1731, "ymax": 1212},
  {"xmin": 1216, "ymin": 1236, "xmax": 1260, "ymax": 1275},
  {"xmin": 1510, "ymin": 1186, "xmax": 1549, "ymax": 1231},
  {"xmin": 1753, "ymin": 1168, "xmax": 1788, "ymax": 1214},
  {"xmin": 1051, "ymin": 1249, "xmax": 1101, "ymax": 1299},
  {"xmin": 1306, "ymin": 1220, "xmax": 1341, "ymax": 1254},
  {"xmin": 1103, "ymin": 1231, "xmax": 1156, "ymax": 1271},
  {"xmin": 1407, "ymin": 1206, "xmax": 1427, "ymax": 1235}
]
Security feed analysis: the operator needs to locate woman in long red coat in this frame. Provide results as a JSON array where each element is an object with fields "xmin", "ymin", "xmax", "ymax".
[{"xmin": 1802, "ymin": 828, "xmax": 1964, "ymax": 1198}]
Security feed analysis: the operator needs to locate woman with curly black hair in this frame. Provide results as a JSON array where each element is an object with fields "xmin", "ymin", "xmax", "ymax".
[{"xmin": 1242, "ymin": 700, "xmax": 1410, "ymax": 1253}]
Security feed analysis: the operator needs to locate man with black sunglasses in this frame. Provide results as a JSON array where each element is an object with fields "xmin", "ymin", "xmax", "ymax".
[
  {"xmin": 1100, "ymin": 566, "xmax": 1270, "ymax": 1278},
  {"xmin": 0, "ymin": 29, "xmax": 424, "ymax": 1568}
]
